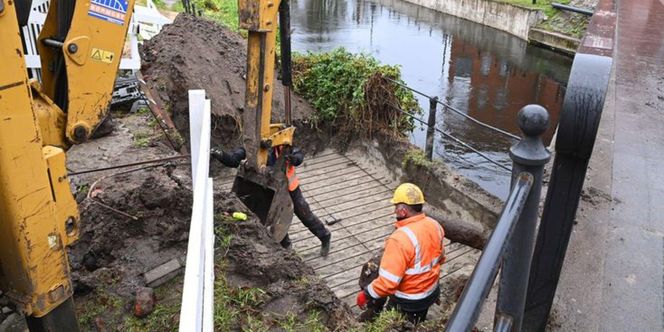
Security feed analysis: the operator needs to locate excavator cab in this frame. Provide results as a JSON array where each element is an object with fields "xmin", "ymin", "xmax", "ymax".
[{"xmin": 233, "ymin": 0, "xmax": 296, "ymax": 242}]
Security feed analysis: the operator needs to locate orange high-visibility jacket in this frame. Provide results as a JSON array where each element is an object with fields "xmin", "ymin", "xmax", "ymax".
[
  {"xmin": 366, "ymin": 214, "xmax": 445, "ymax": 301},
  {"xmin": 274, "ymin": 147, "xmax": 300, "ymax": 191}
]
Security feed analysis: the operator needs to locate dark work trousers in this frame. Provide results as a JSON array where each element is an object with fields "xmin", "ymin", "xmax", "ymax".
[{"xmin": 279, "ymin": 186, "xmax": 330, "ymax": 248}]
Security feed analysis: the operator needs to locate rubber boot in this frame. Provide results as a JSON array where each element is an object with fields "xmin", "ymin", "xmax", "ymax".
[{"xmin": 320, "ymin": 232, "xmax": 331, "ymax": 257}]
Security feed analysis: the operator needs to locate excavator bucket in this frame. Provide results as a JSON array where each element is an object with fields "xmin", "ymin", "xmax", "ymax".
[{"xmin": 232, "ymin": 156, "xmax": 293, "ymax": 242}]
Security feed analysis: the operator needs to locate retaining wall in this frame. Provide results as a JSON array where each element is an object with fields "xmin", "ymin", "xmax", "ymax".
[{"xmin": 402, "ymin": 0, "xmax": 542, "ymax": 40}]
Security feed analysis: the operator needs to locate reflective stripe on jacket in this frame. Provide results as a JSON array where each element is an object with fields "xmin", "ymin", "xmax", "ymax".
[
  {"xmin": 286, "ymin": 165, "xmax": 299, "ymax": 191},
  {"xmin": 367, "ymin": 214, "xmax": 445, "ymax": 301}
]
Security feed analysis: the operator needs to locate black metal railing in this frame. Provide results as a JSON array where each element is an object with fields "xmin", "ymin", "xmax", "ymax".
[
  {"xmin": 445, "ymin": 105, "xmax": 551, "ymax": 331},
  {"xmin": 385, "ymin": 77, "xmax": 519, "ymax": 173}
]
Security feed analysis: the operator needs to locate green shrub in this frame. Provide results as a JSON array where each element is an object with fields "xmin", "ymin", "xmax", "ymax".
[{"xmin": 292, "ymin": 48, "xmax": 420, "ymax": 136}]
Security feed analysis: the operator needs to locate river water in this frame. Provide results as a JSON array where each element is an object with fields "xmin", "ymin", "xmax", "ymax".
[{"xmin": 289, "ymin": 0, "xmax": 572, "ymax": 198}]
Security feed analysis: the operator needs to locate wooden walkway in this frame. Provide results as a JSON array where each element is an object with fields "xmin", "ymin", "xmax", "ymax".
[{"xmin": 220, "ymin": 150, "xmax": 480, "ymax": 313}]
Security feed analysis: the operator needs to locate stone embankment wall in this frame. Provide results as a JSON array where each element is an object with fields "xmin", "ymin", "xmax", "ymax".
[{"xmin": 403, "ymin": 0, "xmax": 542, "ymax": 40}]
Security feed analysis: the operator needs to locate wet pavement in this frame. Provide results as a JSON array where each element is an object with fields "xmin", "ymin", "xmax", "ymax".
[
  {"xmin": 553, "ymin": 0, "xmax": 664, "ymax": 330},
  {"xmin": 290, "ymin": 0, "xmax": 572, "ymax": 199}
]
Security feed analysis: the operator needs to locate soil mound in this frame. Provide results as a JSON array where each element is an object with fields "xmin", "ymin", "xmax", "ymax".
[
  {"xmin": 70, "ymin": 166, "xmax": 193, "ymax": 297},
  {"xmin": 216, "ymin": 194, "xmax": 355, "ymax": 330},
  {"xmin": 140, "ymin": 14, "xmax": 315, "ymax": 147}
]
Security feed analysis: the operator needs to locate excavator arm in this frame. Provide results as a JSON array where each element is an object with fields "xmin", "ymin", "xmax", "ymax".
[
  {"xmin": 0, "ymin": 0, "xmax": 134, "ymax": 329},
  {"xmin": 232, "ymin": 0, "xmax": 297, "ymax": 242}
]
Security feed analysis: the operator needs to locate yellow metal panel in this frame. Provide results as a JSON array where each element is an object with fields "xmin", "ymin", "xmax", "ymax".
[
  {"xmin": 239, "ymin": 0, "xmax": 280, "ymax": 31},
  {"xmin": 266, "ymin": 127, "xmax": 295, "ymax": 147},
  {"xmin": 63, "ymin": 0, "xmax": 135, "ymax": 143},
  {"xmin": 38, "ymin": 0, "xmax": 135, "ymax": 143},
  {"xmin": 0, "ymin": 3, "xmax": 77, "ymax": 316},
  {"xmin": 43, "ymin": 146, "xmax": 80, "ymax": 247},
  {"xmin": 30, "ymin": 80, "xmax": 68, "ymax": 149}
]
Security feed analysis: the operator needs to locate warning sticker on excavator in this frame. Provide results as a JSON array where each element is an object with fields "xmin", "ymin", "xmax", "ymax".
[{"xmin": 90, "ymin": 48, "xmax": 115, "ymax": 64}]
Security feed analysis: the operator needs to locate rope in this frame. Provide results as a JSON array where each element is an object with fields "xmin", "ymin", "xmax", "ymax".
[{"xmin": 385, "ymin": 77, "xmax": 521, "ymax": 141}]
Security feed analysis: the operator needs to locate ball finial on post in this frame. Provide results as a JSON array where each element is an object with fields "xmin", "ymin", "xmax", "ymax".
[
  {"xmin": 510, "ymin": 105, "xmax": 551, "ymax": 167},
  {"xmin": 518, "ymin": 104, "xmax": 549, "ymax": 138}
]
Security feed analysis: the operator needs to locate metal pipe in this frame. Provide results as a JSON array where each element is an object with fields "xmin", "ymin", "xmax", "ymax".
[
  {"xmin": 494, "ymin": 314, "xmax": 514, "ymax": 332},
  {"xmin": 552, "ymin": 2, "xmax": 594, "ymax": 16},
  {"xmin": 68, "ymin": 154, "xmax": 190, "ymax": 176},
  {"xmin": 278, "ymin": 0, "xmax": 293, "ymax": 126},
  {"xmin": 445, "ymin": 172, "xmax": 533, "ymax": 332},
  {"xmin": 42, "ymin": 38, "xmax": 64, "ymax": 48},
  {"xmin": 495, "ymin": 105, "xmax": 551, "ymax": 331}
]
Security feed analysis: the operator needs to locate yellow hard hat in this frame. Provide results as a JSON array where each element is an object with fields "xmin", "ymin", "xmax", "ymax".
[{"xmin": 391, "ymin": 183, "xmax": 425, "ymax": 205}]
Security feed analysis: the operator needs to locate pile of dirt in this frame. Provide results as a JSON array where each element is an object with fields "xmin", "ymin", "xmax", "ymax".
[
  {"xmin": 70, "ymin": 168, "xmax": 193, "ymax": 297},
  {"xmin": 140, "ymin": 14, "xmax": 316, "ymax": 148},
  {"xmin": 215, "ymin": 194, "xmax": 355, "ymax": 330}
]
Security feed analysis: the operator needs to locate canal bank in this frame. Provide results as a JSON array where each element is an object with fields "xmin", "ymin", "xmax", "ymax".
[{"xmin": 399, "ymin": 0, "xmax": 596, "ymax": 55}]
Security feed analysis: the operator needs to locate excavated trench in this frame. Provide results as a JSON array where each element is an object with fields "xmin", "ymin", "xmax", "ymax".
[{"xmin": 0, "ymin": 14, "xmax": 504, "ymax": 331}]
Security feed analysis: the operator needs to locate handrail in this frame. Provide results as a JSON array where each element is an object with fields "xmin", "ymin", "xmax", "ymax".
[
  {"xmin": 392, "ymin": 105, "xmax": 512, "ymax": 172},
  {"xmin": 445, "ymin": 172, "xmax": 533, "ymax": 331},
  {"xmin": 444, "ymin": 105, "xmax": 551, "ymax": 331},
  {"xmin": 385, "ymin": 77, "xmax": 522, "ymax": 141}
]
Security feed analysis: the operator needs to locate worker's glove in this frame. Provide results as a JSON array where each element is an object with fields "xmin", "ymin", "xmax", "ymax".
[
  {"xmin": 356, "ymin": 290, "xmax": 371, "ymax": 310},
  {"xmin": 285, "ymin": 147, "xmax": 304, "ymax": 166},
  {"xmin": 210, "ymin": 147, "xmax": 224, "ymax": 161}
]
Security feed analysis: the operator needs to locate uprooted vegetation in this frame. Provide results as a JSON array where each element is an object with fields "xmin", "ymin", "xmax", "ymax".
[{"xmin": 292, "ymin": 49, "xmax": 421, "ymax": 141}]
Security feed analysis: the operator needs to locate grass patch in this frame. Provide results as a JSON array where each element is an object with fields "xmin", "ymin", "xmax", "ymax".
[
  {"xmin": 124, "ymin": 304, "xmax": 181, "ymax": 332},
  {"xmin": 352, "ymin": 309, "xmax": 406, "ymax": 332},
  {"xmin": 77, "ymin": 290, "xmax": 126, "ymax": 329},
  {"xmin": 403, "ymin": 148, "xmax": 434, "ymax": 169},
  {"xmin": 276, "ymin": 311, "xmax": 327, "ymax": 332},
  {"xmin": 498, "ymin": 0, "xmax": 589, "ymax": 38},
  {"xmin": 133, "ymin": 130, "xmax": 153, "ymax": 147},
  {"xmin": 191, "ymin": 0, "xmax": 240, "ymax": 31}
]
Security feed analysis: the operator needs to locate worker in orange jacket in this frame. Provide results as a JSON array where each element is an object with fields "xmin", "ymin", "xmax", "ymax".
[
  {"xmin": 210, "ymin": 146, "xmax": 331, "ymax": 256},
  {"xmin": 356, "ymin": 183, "xmax": 445, "ymax": 323}
]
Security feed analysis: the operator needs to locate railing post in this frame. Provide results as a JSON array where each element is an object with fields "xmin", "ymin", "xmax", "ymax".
[
  {"xmin": 425, "ymin": 96, "xmax": 438, "ymax": 160},
  {"xmin": 495, "ymin": 105, "xmax": 551, "ymax": 331}
]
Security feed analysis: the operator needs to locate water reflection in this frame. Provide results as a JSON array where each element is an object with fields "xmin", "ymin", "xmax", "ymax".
[{"xmin": 291, "ymin": 0, "xmax": 572, "ymax": 198}]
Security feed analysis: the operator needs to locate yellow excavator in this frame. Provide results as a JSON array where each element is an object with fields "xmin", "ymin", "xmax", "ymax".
[
  {"xmin": 1, "ymin": 0, "xmax": 137, "ymax": 328},
  {"xmin": 0, "ymin": 0, "xmax": 294, "ymax": 329}
]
